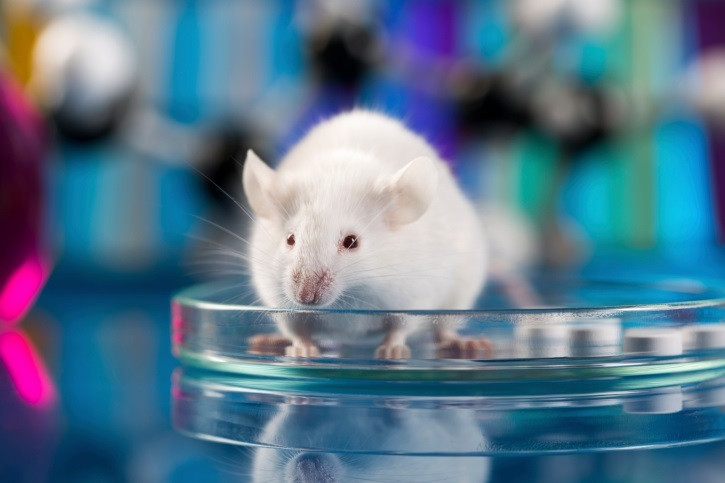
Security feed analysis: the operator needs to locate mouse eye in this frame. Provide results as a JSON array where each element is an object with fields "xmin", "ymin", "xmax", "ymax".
[
  {"xmin": 341, "ymin": 235, "xmax": 359, "ymax": 250},
  {"xmin": 286, "ymin": 234, "xmax": 295, "ymax": 246}
]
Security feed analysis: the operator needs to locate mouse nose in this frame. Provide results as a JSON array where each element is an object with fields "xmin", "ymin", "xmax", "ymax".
[
  {"xmin": 297, "ymin": 283, "xmax": 320, "ymax": 305},
  {"xmin": 293, "ymin": 269, "xmax": 332, "ymax": 306}
]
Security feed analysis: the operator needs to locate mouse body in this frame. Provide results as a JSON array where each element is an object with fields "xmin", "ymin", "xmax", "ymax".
[{"xmin": 243, "ymin": 110, "xmax": 489, "ymax": 358}]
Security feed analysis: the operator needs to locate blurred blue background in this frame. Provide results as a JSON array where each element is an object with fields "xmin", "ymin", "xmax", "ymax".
[{"xmin": 3, "ymin": 0, "xmax": 725, "ymax": 481}]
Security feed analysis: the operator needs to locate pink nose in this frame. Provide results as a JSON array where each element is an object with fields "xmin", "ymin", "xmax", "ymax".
[
  {"xmin": 293, "ymin": 270, "xmax": 332, "ymax": 305},
  {"xmin": 297, "ymin": 283, "xmax": 320, "ymax": 305}
]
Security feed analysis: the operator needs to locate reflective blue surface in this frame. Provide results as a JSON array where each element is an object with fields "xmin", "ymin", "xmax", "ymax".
[
  {"xmin": 3, "ymin": 264, "xmax": 725, "ymax": 482},
  {"xmin": 169, "ymin": 275, "xmax": 725, "ymax": 481}
]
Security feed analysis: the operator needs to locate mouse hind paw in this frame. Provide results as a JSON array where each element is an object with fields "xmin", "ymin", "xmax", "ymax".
[
  {"xmin": 247, "ymin": 333, "xmax": 293, "ymax": 356},
  {"xmin": 375, "ymin": 343, "xmax": 411, "ymax": 360},
  {"xmin": 285, "ymin": 340, "xmax": 320, "ymax": 358},
  {"xmin": 437, "ymin": 337, "xmax": 493, "ymax": 360}
]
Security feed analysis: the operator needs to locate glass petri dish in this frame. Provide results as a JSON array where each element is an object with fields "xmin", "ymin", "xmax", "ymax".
[
  {"xmin": 172, "ymin": 277, "xmax": 725, "ymax": 380},
  {"xmin": 171, "ymin": 277, "xmax": 725, "ymax": 454}
]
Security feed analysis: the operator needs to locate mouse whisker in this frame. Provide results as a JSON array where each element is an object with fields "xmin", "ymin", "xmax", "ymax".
[
  {"xmin": 354, "ymin": 196, "xmax": 397, "ymax": 239},
  {"xmin": 193, "ymin": 248, "xmax": 279, "ymax": 274},
  {"xmin": 351, "ymin": 272, "xmax": 457, "ymax": 284},
  {"xmin": 345, "ymin": 262, "xmax": 460, "ymax": 281},
  {"xmin": 192, "ymin": 215, "xmax": 254, "ymax": 246},
  {"xmin": 336, "ymin": 292, "xmax": 380, "ymax": 310},
  {"xmin": 343, "ymin": 248, "xmax": 474, "ymax": 276},
  {"xmin": 341, "ymin": 243, "xmax": 465, "ymax": 273},
  {"xmin": 192, "ymin": 215, "xmax": 281, "ymax": 261},
  {"xmin": 199, "ymin": 249, "xmax": 272, "ymax": 266},
  {"xmin": 343, "ymin": 257, "xmax": 441, "ymax": 277},
  {"xmin": 188, "ymin": 241, "xmax": 251, "ymax": 265},
  {"xmin": 169, "ymin": 165, "xmax": 258, "ymax": 235},
  {"xmin": 182, "ymin": 159, "xmax": 279, "ymax": 242},
  {"xmin": 270, "ymin": 194, "xmax": 293, "ymax": 220},
  {"xmin": 184, "ymin": 266, "xmax": 249, "ymax": 278},
  {"xmin": 187, "ymin": 235, "xmax": 273, "ymax": 265}
]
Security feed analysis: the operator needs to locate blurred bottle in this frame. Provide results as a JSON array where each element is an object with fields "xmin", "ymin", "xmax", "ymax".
[
  {"xmin": 0, "ymin": 70, "xmax": 56, "ymax": 483},
  {"xmin": 0, "ymin": 71, "xmax": 49, "ymax": 324}
]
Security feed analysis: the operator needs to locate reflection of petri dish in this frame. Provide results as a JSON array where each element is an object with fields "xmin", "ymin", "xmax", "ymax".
[
  {"xmin": 172, "ymin": 368, "xmax": 725, "ymax": 455},
  {"xmin": 171, "ymin": 278, "xmax": 725, "ymax": 455}
]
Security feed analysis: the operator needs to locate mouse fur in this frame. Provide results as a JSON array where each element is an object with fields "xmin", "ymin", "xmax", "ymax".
[{"xmin": 243, "ymin": 110, "xmax": 489, "ymax": 358}]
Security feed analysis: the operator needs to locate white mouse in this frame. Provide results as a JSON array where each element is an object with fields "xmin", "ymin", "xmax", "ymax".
[{"xmin": 242, "ymin": 110, "xmax": 489, "ymax": 358}]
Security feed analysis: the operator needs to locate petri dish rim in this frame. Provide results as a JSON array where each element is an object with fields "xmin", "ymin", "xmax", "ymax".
[{"xmin": 172, "ymin": 277, "xmax": 725, "ymax": 317}]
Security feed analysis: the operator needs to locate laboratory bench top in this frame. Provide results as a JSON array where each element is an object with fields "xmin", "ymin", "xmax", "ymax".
[{"xmin": 3, "ymin": 252, "xmax": 725, "ymax": 482}]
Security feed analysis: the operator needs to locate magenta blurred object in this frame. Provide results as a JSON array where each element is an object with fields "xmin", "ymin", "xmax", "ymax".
[{"xmin": 0, "ymin": 73, "xmax": 49, "ymax": 324}]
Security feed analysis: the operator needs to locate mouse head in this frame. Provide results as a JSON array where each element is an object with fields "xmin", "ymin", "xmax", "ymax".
[{"xmin": 242, "ymin": 149, "xmax": 437, "ymax": 308}]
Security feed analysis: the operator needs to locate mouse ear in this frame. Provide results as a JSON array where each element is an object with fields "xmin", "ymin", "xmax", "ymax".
[
  {"xmin": 383, "ymin": 156, "xmax": 438, "ymax": 226},
  {"xmin": 243, "ymin": 149, "xmax": 278, "ymax": 219}
]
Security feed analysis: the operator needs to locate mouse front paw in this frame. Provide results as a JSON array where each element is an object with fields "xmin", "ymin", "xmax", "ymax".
[
  {"xmin": 285, "ymin": 341, "xmax": 320, "ymax": 358},
  {"xmin": 247, "ymin": 333, "xmax": 293, "ymax": 356},
  {"xmin": 375, "ymin": 343, "xmax": 411, "ymax": 360},
  {"xmin": 437, "ymin": 337, "xmax": 493, "ymax": 360}
]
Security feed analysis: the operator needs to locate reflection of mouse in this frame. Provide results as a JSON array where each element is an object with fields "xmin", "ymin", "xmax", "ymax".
[
  {"xmin": 243, "ymin": 110, "xmax": 489, "ymax": 358},
  {"xmin": 250, "ymin": 402, "xmax": 491, "ymax": 483}
]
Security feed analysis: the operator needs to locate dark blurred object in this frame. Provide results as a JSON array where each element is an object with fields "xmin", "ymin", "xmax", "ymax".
[
  {"xmin": 0, "ymin": 72, "xmax": 48, "ymax": 324},
  {"xmin": 531, "ymin": 81, "xmax": 618, "ymax": 157},
  {"xmin": 451, "ymin": 64, "xmax": 619, "ymax": 157},
  {"xmin": 450, "ymin": 66, "xmax": 615, "ymax": 268},
  {"xmin": 307, "ymin": 22, "xmax": 379, "ymax": 87},
  {"xmin": 301, "ymin": 0, "xmax": 381, "ymax": 88},
  {"xmin": 30, "ymin": 13, "xmax": 138, "ymax": 142},
  {"xmin": 196, "ymin": 123, "xmax": 268, "ymax": 214},
  {"xmin": 451, "ymin": 69, "xmax": 533, "ymax": 137}
]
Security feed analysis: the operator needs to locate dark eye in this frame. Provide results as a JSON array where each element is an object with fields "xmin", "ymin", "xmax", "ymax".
[
  {"xmin": 286, "ymin": 234, "xmax": 295, "ymax": 246},
  {"xmin": 342, "ymin": 235, "xmax": 358, "ymax": 250}
]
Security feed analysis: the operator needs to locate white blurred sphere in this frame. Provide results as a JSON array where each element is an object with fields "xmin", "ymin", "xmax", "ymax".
[
  {"xmin": 686, "ymin": 49, "xmax": 725, "ymax": 124},
  {"xmin": 512, "ymin": 0, "xmax": 567, "ymax": 34},
  {"xmin": 567, "ymin": 0, "xmax": 621, "ymax": 34},
  {"xmin": 513, "ymin": 0, "xmax": 621, "ymax": 35},
  {"xmin": 31, "ymin": 13, "xmax": 137, "ymax": 136}
]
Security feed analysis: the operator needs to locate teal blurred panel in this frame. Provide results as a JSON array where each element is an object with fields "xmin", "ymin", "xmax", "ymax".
[
  {"xmin": 655, "ymin": 119, "xmax": 716, "ymax": 246},
  {"xmin": 577, "ymin": 38, "xmax": 608, "ymax": 83},
  {"xmin": 510, "ymin": 133, "xmax": 558, "ymax": 220},
  {"xmin": 197, "ymin": 0, "xmax": 234, "ymax": 117},
  {"xmin": 563, "ymin": 152, "xmax": 614, "ymax": 243},
  {"xmin": 268, "ymin": 0, "xmax": 303, "ymax": 82},
  {"xmin": 55, "ymin": 145, "xmax": 101, "ymax": 262},
  {"xmin": 167, "ymin": 0, "xmax": 202, "ymax": 124},
  {"xmin": 460, "ymin": 0, "xmax": 509, "ymax": 64},
  {"xmin": 158, "ymin": 167, "xmax": 203, "ymax": 254},
  {"xmin": 91, "ymin": 153, "xmax": 159, "ymax": 271}
]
